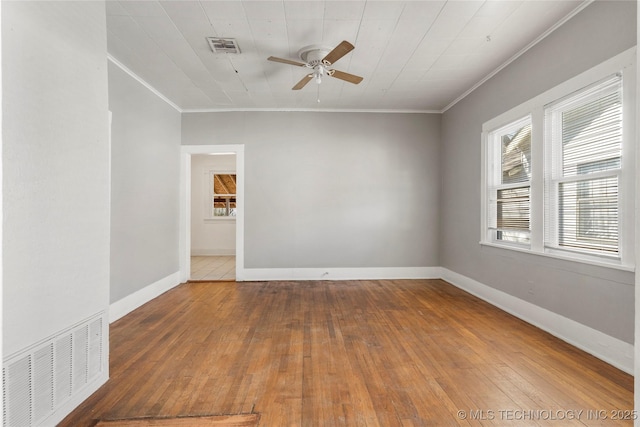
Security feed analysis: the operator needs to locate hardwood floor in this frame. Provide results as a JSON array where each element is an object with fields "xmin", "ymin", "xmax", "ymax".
[{"xmin": 60, "ymin": 279, "xmax": 633, "ymax": 426}]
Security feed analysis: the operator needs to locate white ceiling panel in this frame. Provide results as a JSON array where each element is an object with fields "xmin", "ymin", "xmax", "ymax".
[
  {"xmin": 248, "ymin": 19, "xmax": 288, "ymax": 40},
  {"xmin": 244, "ymin": 77, "xmax": 273, "ymax": 92},
  {"xmin": 135, "ymin": 15, "xmax": 185, "ymax": 42},
  {"xmin": 425, "ymin": 13, "xmax": 475, "ymax": 40},
  {"xmin": 445, "ymin": 37, "xmax": 485, "ymax": 55},
  {"xmin": 200, "ymin": 1, "xmax": 246, "ymax": 21},
  {"xmin": 241, "ymin": 1, "xmax": 285, "ymax": 21},
  {"xmin": 399, "ymin": 1, "xmax": 446, "ymax": 22},
  {"xmin": 356, "ymin": 19, "xmax": 400, "ymax": 42},
  {"xmin": 321, "ymin": 20, "xmax": 360, "ymax": 47},
  {"xmin": 391, "ymin": 14, "xmax": 433, "ymax": 40},
  {"xmin": 253, "ymin": 37, "xmax": 291, "ymax": 58},
  {"xmin": 475, "ymin": 1, "xmax": 522, "ymax": 18},
  {"xmin": 458, "ymin": 16, "xmax": 502, "ymax": 39},
  {"xmin": 107, "ymin": 0, "xmax": 590, "ymax": 112},
  {"xmin": 286, "ymin": 20, "xmax": 324, "ymax": 47},
  {"xmin": 211, "ymin": 20, "xmax": 254, "ymax": 41},
  {"xmin": 439, "ymin": 0, "xmax": 485, "ymax": 17},
  {"xmin": 430, "ymin": 53, "xmax": 471, "ymax": 71},
  {"xmin": 361, "ymin": 1, "xmax": 405, "ymax": 21},
  {"xmin": 423, "ymin": 67, "xmax": 474, "ymax": 82},
  {"xmin": 178, "ymin": 87, "xmax": 226, "ymax": 109},
  {"xmin": 365, "ymin": 70, "xmax": 401, "ymax": 90},
  {"xmin": 284, "ymin": 1, "xmax": 326, "ymax": 20},
  {"xmin": 165, "ymin": 12, "xmax": 215, "ymax": 37},
  {"xmin": 158, "ymin": 1, "xmax": 204, "ymax": 20},
  {"xmin": 406, "ymin": 38, "xmax": 451, "ymax": 67},
  {"xmin": 118, "ymin": 0, "xmax": 167, "ymax": 17},
  {"xmin": 323, "ymin": 1, "xmax": 366, "ymax": 20},
  {"xmin": 396, "ymin": 68, "xmax": 428, "ymax": 81},
  {"xmin": 107, "ymin": 15, "xmax": 164, "ymax": 57}
]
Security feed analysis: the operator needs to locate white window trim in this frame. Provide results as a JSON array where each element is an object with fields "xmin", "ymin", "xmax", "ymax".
[
  {"xmin": 485, "ymin": 115, "xmax": 532, "ymax": 248},
  {"xmin": 204, "ymin": 168, "xmax": 237, "ymax": 220},
  {"xmin": 481, "ymin": 47, "xmax": 636, "ymax": 271}
]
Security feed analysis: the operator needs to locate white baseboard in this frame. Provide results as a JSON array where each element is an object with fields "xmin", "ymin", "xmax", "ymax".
[
  {"xmin": 440, "ymin": 268, "xmax": 633, "ymax": 375},
  {"xmin": 109, "ymin": 271, "xmax": 181, "ymax": 323},
  {"xmin": 191, "ymin": 249, "xmax": 235, "ymax": 256},
  {"xmin": 241, "ymin": 266, "xmax": 442, "ymax": 281}
]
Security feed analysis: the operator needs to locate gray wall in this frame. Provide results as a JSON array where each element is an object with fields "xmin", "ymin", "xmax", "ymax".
[
  {"xmin": 3, "ymin": 1, "xmax": 110, "ymax": 355},
  {"xmin": 109, "ymin": 62, "xmax": 181, "ymax": 303},
  {"xmin": 440, "ymin": 1, "xmax": 636, "ymax": 343},
  {"xmin": 182, "ymin": 112, "xmax": 441, "ymax": 269}
]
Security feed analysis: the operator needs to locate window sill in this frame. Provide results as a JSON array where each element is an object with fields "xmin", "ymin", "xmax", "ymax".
[
  {"xmin": 204, "ymin": 217, "xmax": 236, "ymax": 223},
  {"xmin": 479, "ymin": 241, "xmax": 634, "ymax": 272}
]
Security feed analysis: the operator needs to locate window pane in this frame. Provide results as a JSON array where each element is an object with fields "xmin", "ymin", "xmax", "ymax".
[
  {"xmin": 562, "ymin": 90, "xmax": 621, "ymax": 176},
  {"xmin": 551, "ymin": 76, "xmax": 622, "ymax": 255},
  {"xmin": 213, "ymin": 197, "xmax": 237, "ymax": 217},
  {"xmin": 213, "ymin": 208, "xmax": 237, "ymax": 217},
  {"xmin": 497, "ymin": 186, "xmax": 530, "ymax": 231},
  {"xmin": 497, "ymin": 230, "xmax": 530, "ymax": 244},
  {"xmin": 501, "ymin": 123, "xmax": 531, "ymax": 184},
  {"xmin": 558, "ymin": 176, "xmax": 618, "ymax": 253},
  {"xmin": 213, "ymin": 174, "xmax": 237, "ymax": 194},
  {"xmin": 212, "ymin": 174, "xmax": 237, "ymax": 217}
]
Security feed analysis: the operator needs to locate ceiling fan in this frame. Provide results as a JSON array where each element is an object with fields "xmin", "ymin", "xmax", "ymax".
[{"xmin": 268, "ymin": 40, "xmax": 364, "ymax": 90}]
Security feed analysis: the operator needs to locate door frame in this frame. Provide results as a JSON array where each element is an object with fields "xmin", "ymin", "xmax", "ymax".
[{"xmin": 180, "ymin": 144, "xmax": 245, "ymax": 282}]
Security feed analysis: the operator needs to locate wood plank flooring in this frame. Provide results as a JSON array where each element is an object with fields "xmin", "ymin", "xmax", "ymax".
[{"xmin": 59, "ymin": 279, "xmax": 633, "ymax": 426}]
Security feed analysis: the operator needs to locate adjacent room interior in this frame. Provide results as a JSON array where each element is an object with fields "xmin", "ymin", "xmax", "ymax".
[
  {"xmin": 2, "ymin": 1, "xmax": 639, "ymax": 426},
  {"xmin": 190, "ymin": 153, "xmax": 237, "ymax": 281}
]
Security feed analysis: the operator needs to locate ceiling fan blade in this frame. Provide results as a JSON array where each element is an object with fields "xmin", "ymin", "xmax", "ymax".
[
  {"xmin": 329, "ymin": 69, "xmax": 363, "ymax": 85},
  {"xmin": 293, "ymin": 74, "xmax": 313, "ymax": 90},
  {"xmin": 267, "ymin": 56, "xmax": 307, "ymax": 67},
  {"xmin": 322, "ymin": 40, "xmax": 355, "ymax": 65}
]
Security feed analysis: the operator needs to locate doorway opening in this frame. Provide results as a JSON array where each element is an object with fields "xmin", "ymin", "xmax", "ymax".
[
  {"xmin": 180, "ymin": 145, "xmax": 244, "ymax": 282},
  {"xmin": 190, "ymin": 154, "xmax": 236, "ymax": 280}
]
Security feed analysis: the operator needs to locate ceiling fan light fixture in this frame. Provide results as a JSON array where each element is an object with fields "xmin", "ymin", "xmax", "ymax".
[
  {"xmin": 297, "ymin": 45, "xmax": 331, "ymax": 64},
  {"xmin": 267, "ymin": 41, "xmax": 363, "ymax": 91}
]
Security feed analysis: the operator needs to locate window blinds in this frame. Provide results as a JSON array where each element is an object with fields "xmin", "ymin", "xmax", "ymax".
[
  {"xmin": 497, "ymin": 186, "xmax": 530, "ymax": 231},
  {"xmin": 545, "ymin": 74, "xmax": 622, "ymax": 254},
  {"xmin": 487, "ymin": 120, "xmax": 532, "ymax": 244}
]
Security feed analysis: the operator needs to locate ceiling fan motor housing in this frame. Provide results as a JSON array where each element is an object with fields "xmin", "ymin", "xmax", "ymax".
[{"xmin": 298, "ymin": 45, "xmax": 332, "ymax": 66}]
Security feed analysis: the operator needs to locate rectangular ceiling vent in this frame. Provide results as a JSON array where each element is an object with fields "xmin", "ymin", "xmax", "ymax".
[{"xmin": 206, "ymin": 37, "xmax": 240, "ymax": 54}]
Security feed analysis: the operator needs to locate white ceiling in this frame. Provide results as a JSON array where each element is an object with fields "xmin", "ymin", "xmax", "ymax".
[{"xmin": 106, "ymin": 0, "xmax": 587, "ymax": 112}]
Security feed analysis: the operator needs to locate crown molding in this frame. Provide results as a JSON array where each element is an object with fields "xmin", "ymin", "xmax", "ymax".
[
  {"xmin": 181, "ymin": 108, "xmax": 439, "ymax": 114},
  {"xmin": 107, "ymin": 55, "xmax": 182, "ymax": 113}
]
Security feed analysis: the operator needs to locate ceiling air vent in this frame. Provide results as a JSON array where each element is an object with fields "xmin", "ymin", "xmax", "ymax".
[{"xmin": 206, "ymin": 37, "xmax": 240, "ymax": 54}]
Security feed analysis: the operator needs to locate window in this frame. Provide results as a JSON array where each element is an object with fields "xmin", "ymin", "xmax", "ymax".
[
  {"xmin": 487, "ymin": 118, "xmax": 532, "ymax": 246},
  {"xmin": 481, "ymin": 49, "xmax": 634, "ymax": 268},
  {"xmin": 545, "ymin": 76, "xmax": 622, "ymax": 255},
  {"xmin": 210, "ymin": 173, "xmax": 236, "ymax": 217}
]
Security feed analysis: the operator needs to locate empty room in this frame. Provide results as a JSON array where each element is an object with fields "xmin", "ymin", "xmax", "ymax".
[{"xmin": 2, "ymin": 1, "xmax": 639, "ymax": 426}]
